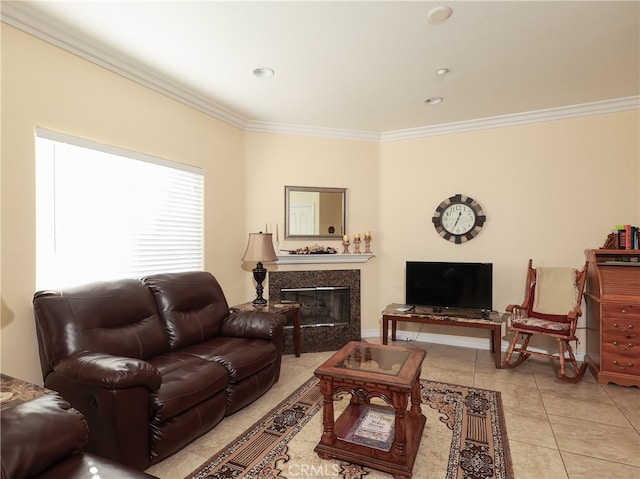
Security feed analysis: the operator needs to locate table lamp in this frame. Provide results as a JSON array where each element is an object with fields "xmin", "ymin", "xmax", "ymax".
[{"xmin": 241, "ymin": 232, "xmax": 278, "ymax": 305}]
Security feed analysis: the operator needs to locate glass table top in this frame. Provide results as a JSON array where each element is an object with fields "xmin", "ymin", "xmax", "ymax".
[{"xmin": 333, "ymin": 344, "xmax": 410, "ymax": 376}]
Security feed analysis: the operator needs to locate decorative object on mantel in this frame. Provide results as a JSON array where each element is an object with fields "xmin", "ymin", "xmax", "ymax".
[
  {"xmin": 342, "ymin": 235, "xmax": 351, "ymax": 254},
  {"xmin": 353, "ymin": 233, "xmax": 361, "ymax": 253},
  {"xmin": 286, "ymin": 245, "xmax": 338, "ymax": 255},
  {"xmin": 241, "ymin": 232, "xmax": 278, "ymax": 305},
  {"xmin": 364, "ymin": 230, "xmax": 372, "ymax": 253}
]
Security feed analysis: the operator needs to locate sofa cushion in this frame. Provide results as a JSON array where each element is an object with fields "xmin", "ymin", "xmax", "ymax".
[
  {"xmin": 143, "ymin": 272, "xmax": 229, "ymax": 350},
  {"xmin": 147, "ymin": 353, "xmax": 228, "ymax": 423},
  {"xmin": 34, "ymin": 279, "xmax": 169, "ymax": 374},
  {"xmin": 178, "ymin": 337, "xmax": 278, "ymax": 383},
  {"xmin": 149, "ymin": 390, "xmax": 227, "ymax": 463},
  {"xmin": 225, "ymin": 363, "xmax": 278, "ymax": 415}
]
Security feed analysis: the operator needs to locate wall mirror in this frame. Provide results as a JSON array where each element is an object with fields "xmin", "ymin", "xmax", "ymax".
[{"xmin": 285, "ymin": 186, "xmax": 346, "ymax": 239}]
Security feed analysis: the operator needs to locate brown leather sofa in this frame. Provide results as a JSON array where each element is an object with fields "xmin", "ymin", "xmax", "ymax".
[
  {"xmin": 1, "ymin": 393, "xmax": 157, "ymax": 479},
  {"xmin": 33, "ymin": 271, "xmax": 286, "ymax": 470}
]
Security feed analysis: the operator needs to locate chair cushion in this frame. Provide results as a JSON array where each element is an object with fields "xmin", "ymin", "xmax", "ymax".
[
  {"xmin": 148, "ymin": 353, "xmax": 228, "ymax": 423},
  {"xmin": 177, "ymin": 337, "xmax": 278, "ymax": 383},
  {"xmin": 512, "ymin": 316, "xmax": 571, "ymax": 335}
]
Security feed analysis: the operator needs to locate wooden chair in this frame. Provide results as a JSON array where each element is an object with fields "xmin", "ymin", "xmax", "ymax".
[{"xmin": 502, "ymin": 259, "xmax": 589, "ymax": 382}]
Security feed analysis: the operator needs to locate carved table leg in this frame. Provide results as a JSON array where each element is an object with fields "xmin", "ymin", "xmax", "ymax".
[
  {"xmin": 392, "ymin": 391, "xmax": 408, "ymax": 456},
  {"xmin": 410, "ymin": 375, "xmax": 422, "ymax": 415},
  {"xmin": 319, "ymin": 377, "xmax": 335, "ymax": 447}
]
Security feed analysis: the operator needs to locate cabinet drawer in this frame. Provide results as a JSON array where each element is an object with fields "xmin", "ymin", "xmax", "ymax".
[
  {"xmin": 603, "ymin": 333, "xmax": 639, "ymax": 355},
  {"xmin": 602, "ymin": 317, "xmax": 640, "ymax": 335},
  {"xmin": 602, "ymin": 303, "xmax": 640, "ymax": 321},
  {"xmin": 601, "ymin": 350, "xmax": 640, "ymax": 376}
]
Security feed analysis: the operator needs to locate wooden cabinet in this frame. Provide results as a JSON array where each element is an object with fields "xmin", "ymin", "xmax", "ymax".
[{"xmin": 585, "ymin": 249, "xmax": 640, "ymax": 387}]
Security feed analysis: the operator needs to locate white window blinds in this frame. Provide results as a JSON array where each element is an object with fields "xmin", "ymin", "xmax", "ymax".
[{"xmin": 36, "ymin": 129, "xmax": 204, "ymax": 290}]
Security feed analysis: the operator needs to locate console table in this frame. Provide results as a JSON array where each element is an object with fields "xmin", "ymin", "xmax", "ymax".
[
  {"xmin": 382, "ymin": 304, "xmax": 505, "ymax": 368},
  {"xmin": 231, "ymin": 301, "xmax": 302, "ymax": 357}
]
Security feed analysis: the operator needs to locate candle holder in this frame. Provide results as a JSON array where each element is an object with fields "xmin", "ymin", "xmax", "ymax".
[
  {"xmin": 364, "ymin": 236, "xmax": 372, "ymax": 253},
  {"xmin": 353, "ymin": 238, "xmax": 361, "ymax": 254},
  {"xmin": 342, "ymin": 241, "xmax": 351, "ymax": 254}
]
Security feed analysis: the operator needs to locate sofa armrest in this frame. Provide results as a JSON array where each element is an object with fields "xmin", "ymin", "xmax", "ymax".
[
  {"xmin": 1, "ymin": 394, "xmax": 88, "ymax": 479},
  {"xmin": 221, "ymin": 310, "xmax": 286, "ymax": 340},
  {"xmin": 54, "ymin": 351, "xmax": 162, "ymax": 391}
]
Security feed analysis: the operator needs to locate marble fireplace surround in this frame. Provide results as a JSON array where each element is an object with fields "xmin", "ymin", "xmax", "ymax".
[{"xmin": 269, "ymin": 269, "xmax": 361, "ymax": 354}]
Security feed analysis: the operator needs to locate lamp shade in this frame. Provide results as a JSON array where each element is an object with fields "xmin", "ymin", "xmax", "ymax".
[{"xmin": 241, "ymin": 233, "xmax": 278, "ymax": 263}]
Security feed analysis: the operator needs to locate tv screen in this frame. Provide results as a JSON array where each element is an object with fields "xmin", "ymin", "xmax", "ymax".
[{"xmin": 405, "ymin": 261, "xmax": 493, "ymax": 311}]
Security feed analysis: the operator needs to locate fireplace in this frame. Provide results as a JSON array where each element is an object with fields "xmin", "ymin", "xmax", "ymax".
[
  {"xmin": 269, "ymin": 270, "xmax": 361, "ymax": 354},
  {"xmin": 281, "ymin": 287, "xmax": 350, "ymax": 327}
]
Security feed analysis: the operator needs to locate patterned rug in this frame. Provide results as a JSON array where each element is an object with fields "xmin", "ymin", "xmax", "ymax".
[{"xmin": 186, "ymin": 377, "xmax": 513, "ymax": 479}]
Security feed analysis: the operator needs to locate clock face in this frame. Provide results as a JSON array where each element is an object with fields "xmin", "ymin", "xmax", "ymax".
[
  {"xmin": 442, "ymin": 203, "xmax": 476, "ymax": 235},
  {"xmin": 432, "ymin": 194, "xmax": 486, "ymax": 244}
]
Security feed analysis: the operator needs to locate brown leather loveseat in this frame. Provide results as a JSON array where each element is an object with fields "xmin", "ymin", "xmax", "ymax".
[
  {"xmin": 1, "ymin": 393, "xmax": 157, "ymax": 479},
  {"xmin": 32, "ymin": 271, "xmax": 286, "ymax": 470}
]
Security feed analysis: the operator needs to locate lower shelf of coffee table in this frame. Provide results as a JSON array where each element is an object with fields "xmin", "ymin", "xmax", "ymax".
[{"xmin": 314, "ymin": 403, "xmax": 426, "ymax": 479}]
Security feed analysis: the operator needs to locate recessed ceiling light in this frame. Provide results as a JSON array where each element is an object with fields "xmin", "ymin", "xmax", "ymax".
[
  {"xmin": 424, "ymin": 97, "xmax": 443, "ymax": 105},
  {"xmin": 427, "ymin": 6, "xmax": 453, "ymax": 24},
  {"xmin": 436, "ymin": 68, "xmax": 450, "ymax": 76},
  {"xmin": 253, "ymin": 67, "xmax": 274, "ymax": 78}
]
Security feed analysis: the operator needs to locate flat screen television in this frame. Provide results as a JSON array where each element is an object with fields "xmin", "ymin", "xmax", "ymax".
[{"xmin": 405, "ymin": 261, "xmax": 493, "ymax": 312}]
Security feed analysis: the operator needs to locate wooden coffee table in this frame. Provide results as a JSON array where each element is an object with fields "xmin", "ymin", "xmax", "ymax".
[{"xmin": 313, "ymin": 341, "xmax": 426, "ymax": 479}]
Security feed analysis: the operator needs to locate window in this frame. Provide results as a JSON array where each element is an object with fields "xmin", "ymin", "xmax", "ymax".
[{"xmin": 36, "ymin": 129, "xmax": 204, "ymax": 290}]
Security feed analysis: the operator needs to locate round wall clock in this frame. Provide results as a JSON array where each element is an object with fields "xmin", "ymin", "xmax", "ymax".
[{"xmin": 432, "ymin": 194, "xmax": 486, "ymax": 244}]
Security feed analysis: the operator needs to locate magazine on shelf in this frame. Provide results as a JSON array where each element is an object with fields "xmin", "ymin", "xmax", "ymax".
[{"xmin": 339, "ymin": 404, "xmax": 395, "ymax": 451}]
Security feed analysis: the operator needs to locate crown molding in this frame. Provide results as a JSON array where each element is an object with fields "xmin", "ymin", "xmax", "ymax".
[
  {"xmin": 380, "ymin": 96, "xmax": 640, "ymax": 142},
  {"xmin": 3, "ymin": 2, "xmax": 638, "ymax": 142},
  {"xmin": 244, "ymin": 121, "xmax": 381, "ymax": 142}
]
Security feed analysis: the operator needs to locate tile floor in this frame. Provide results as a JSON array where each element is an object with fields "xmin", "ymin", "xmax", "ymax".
[{"xmin": 146, "ymin": 340, "xmax": 640, "ymax": 479}]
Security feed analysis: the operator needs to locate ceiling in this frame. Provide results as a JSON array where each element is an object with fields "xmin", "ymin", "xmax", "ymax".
[{"xmin": 2, "ymin": 1, "xmax": 639, "ymax": 138}]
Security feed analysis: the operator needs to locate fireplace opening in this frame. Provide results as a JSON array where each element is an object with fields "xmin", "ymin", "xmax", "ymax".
[
  {"xmin": 281, "ymin": 286, "xmax": 350, "ymax": 328},
  {"xmin": 269, "ymin": 269, "xmax": 361, "ymax": 354}
]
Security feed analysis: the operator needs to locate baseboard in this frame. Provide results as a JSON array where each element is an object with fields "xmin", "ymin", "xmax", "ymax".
[{"xmin": 360, "ymin": 329, "xmax": 586, "ymax": 362}]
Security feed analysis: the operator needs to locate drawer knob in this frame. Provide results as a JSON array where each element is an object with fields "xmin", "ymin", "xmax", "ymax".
[
  {"xmin": 620, "ymin": 308, "xmax": 627, "ymax": 314},
  {"xmin": 612, "ymin": 360, "xmax": 634, "ymax": 370}
]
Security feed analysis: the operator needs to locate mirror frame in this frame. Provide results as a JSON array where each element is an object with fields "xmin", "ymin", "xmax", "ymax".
[{"xmin": 285, "ymin": 186, "xmax": 346, "ymax": 240}]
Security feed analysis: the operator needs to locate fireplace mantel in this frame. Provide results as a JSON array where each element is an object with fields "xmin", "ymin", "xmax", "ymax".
[{"xmin": 276, "ymin": 253, "xmax": 375, "ymax": 265}]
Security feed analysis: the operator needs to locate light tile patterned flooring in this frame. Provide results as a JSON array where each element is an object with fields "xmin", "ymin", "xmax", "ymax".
[{"xmin": 147, "ymin": 340, "xmax": 640, "ymax": 479}]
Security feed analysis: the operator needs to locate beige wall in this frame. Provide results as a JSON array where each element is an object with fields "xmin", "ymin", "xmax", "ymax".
[
  {"xmin": 379, "ymin": 113, "xmax": 640, "ymax": 347},
  {"xmin": 2, "ymin": 24, "xmax": 639, "ymax": 384},
  {"xmin": 1, "ymin": 25, "xmax": 247, "ymax": 384}
]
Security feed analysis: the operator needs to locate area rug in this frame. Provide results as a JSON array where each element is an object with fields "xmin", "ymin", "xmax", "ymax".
[{"xmin": 186, "ymin": 377, "xmax": 513, "ymax": 479}]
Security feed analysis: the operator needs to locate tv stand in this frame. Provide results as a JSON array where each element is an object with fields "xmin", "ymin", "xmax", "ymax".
[{"xmin": 382, "ymin": 304, "xmax": 506, "ymax": 368}]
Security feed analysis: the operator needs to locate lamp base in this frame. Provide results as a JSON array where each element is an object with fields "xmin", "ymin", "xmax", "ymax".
[{"xmin": 252, "ymin": 261, "xmax": 268, "ymax": 306}]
